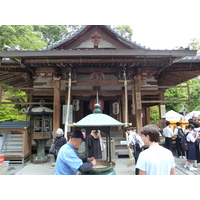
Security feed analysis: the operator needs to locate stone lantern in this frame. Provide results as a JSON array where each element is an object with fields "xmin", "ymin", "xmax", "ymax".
[{"xmin": 24, "ymin": 100, "xmax": 53, "ymax": 163}]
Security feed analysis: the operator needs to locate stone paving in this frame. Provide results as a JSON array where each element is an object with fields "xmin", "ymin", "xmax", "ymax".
[
  {"xmin": 174, "ymin": 157, "xmax": 200, "ymax": 175},
  {"xmin": 4, "ymin": 156, "xmax": 200, "ymax": 175}
]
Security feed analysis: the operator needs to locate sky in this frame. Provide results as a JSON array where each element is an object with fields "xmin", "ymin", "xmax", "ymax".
[
  {"xmin": 1, "ymin": 0, "xmax": 200, "ymax": 50},
  {"xmin": 129, "ymin": 17, "xmax": 200, "ymax": 50}
]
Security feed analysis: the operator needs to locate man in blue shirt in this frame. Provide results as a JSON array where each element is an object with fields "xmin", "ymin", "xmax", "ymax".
[{"xmin": 54, "ymin": 130, "xmax": 96, "ymax": 175}]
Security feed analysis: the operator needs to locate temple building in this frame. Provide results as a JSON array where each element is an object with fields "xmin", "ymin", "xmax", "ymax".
[{"xmin": 0, "ymin": 25, "xmax": 199, "ymax": 139}]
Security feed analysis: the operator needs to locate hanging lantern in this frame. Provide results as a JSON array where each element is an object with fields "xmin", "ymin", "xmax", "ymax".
[
  {"xmin": 112, "ymin": 102, "xmax": 119, "ymax": 115},
  {"xmin": 131, "ymin": 104, "xmax": 135, "ymax": 115},
  {"xmin": 73, "ymin": 99, "xmax": 80, "ymax": 111},
  {"xmin": 90, "ymin": 99, "xmax": 104, "ymax": 111}
]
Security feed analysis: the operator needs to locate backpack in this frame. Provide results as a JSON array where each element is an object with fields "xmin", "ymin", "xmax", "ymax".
[
  {"xmin": 177, "ymin": 128, "xmax": 185, "ymax": 139},
  {"xmin": 180, "ymin": 132, "xmax": 189, "ymax": 151}
]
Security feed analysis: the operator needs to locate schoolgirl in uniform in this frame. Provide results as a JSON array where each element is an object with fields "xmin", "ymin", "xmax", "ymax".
[
  {"xmin": 193, "ymin": 122, "xmax": 200, "ymax": 167},
  {"xmin": 184, "ymin": 124, "xmax": 199, "ymax": 171}
]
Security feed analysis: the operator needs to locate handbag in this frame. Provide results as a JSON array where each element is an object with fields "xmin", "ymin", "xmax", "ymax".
[{"xmin": 49, "ymin": 143, "xmax": 56, "ymax": 154}]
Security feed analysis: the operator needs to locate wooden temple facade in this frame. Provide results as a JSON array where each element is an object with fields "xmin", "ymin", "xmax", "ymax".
[{"xmin": 0, "ymin": 25, "xmax": 199, "ymax": 138}]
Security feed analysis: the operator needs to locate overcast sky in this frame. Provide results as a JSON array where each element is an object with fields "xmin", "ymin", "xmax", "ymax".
[{"xmin": 2, "ymin": 0, "xmax": 200, "ymax": 50}]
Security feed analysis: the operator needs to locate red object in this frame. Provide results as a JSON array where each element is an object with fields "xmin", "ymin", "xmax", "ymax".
[
  {"xmin": 0, "ymin": 154, "xmax": 4, "ymax": 164},
  {"xmin": 90, "ymin": 99, "xmax": 104, "ymax": 111}
]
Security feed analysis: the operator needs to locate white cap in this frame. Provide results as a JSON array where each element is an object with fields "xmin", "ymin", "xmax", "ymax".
[{"xmin": 56, "ymin": 128, "xmax": 64, "ymax": 137}]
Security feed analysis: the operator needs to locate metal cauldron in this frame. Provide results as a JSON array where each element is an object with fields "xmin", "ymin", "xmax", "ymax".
[{"xmin": 82, "ymin": 159, "xmax": 116, "ymax": 175}]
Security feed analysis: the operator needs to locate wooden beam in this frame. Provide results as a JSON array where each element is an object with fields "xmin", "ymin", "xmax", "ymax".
[
  {"xmin": 24, "ymin": 58, "xmax": 170, "ymax": 64},
  {"xmin": 0, "ymin": 102, "xmax": 53, "ymax": 105},
  {"xmin": 74, "ymin": 80, "xmax": 122, "ymax": 87},
  {"xmin": 141, "ymin": 85, "xmax": 187, "ymax": 88},
  {"xmin": 141, "ymin": 100, "xmax": 189, "ymax": 103},
  {"xmin": 0, "ymin": 49, "xmax": 196, "ymax": 58}
]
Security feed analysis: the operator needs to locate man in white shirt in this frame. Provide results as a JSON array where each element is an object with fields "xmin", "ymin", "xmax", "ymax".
[
  {"xmin": 163, "ymin": 121, "xmax": 174, "ymax": 152},
  {"xmin": 136, "ymin": 124, "xmax": 175, "ymax": 175}
]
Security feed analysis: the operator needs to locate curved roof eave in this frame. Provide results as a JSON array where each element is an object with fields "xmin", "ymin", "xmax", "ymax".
[{"xmin": 40, "ymin": 25, "xmax": 147, "ymax": 51}]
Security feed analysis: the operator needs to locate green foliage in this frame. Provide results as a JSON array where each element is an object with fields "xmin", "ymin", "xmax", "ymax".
[
  {"xmin": 32, "ymin": 25, "xmax": 80, "ymax": 45},
  {"xmin": 0, "ymin": 25, "xmax": 47, "ymax": 50},
  {"xmin": 150, "ymin": 105, "xmax": 160, "ymax": 124},
  {"xmin": 114, "ymin": 25, "xmax": 133, "ymax": 40},
  {"xmin": 164, "ymin": 84, "xmax": 188, "ymax": 112},
  {"xmin": 0, "ymin": 83, "xmax": 27, "ymax": 121},
  {"xmin": 186, "ymin": 77, "xmax": 200, "ymax": 111},
  {"xmin": 0, "ymin": 25, "xmax": 81, "ymax": 50},
  {"xmin": 0, "ymin": 100, "xmax": 26, "ymax": 121},
  {"xmin": 189, "ymin": 38, "xmax": 200, "ymax": 53}
]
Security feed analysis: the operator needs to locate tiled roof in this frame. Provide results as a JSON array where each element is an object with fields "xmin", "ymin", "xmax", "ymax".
[
  {"xmin": 176, "ymin": 54, "xmax": 200, "ymax": 63},
  {"xmin": 0, "ymin": 121, "xmax": 30, "ymax": 130},
  {"xmin": 41, "ymin": 25, "xmax": 147, "ymax": 50}
]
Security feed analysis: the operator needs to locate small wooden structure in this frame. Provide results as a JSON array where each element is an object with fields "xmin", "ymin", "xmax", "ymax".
[{"xmin": 0, "ymin": 121, "xmax": 31, "ymax": 164}]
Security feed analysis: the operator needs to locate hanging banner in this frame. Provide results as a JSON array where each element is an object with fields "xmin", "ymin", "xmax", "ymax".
[
  {"xmin": 90, "ymin": 99, "xmax": 104, "ymax": 111},
  {"xmin": 112, "ymin": 102, "xmax": 119, "ymax": 115},
  {"xmin": 160, "ymin": 105, "xmax": 166, "ymax": 118},
  {"xmin": 73, "ymin": 99, "xmax": 80, "ymax": 111}
]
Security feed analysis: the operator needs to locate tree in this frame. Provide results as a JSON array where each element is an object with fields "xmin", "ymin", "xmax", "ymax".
[
  {"xmin": 185, "ymin": 77, "xmax": 200, "ymax": 111},
  {"xmin": 0, "ymin": 25, "xmax": 81, "ymax": 121},
  {"xmin": 0, "ymin": 84, "xmax": 27, "ymax": 121},
  {"xmin": 114, "ymin": 25, "xmax": 133, "ymax": 40},
  {"xmin": 150, "ymin": 105, "xmax": 160, "ymax": 125},
  {"xmin": 32, "ymin": 25, "xmax": 80, "ymax": 45},
  {"xmin": 164, "ymin": 84, "xmax": 188, "ymax": 112},
  {"xmin": 0, "ymin": 25, "xmax": 47, "ymax": 50},
  {"xmin": 189, "ymin": 38, "xmax": 200, "ymax": 53}
]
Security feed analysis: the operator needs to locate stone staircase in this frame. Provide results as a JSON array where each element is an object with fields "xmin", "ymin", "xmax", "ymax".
[
  {"xmin": 114, "ymin": 136, "xmax": 130, "ymax": 158},
  {"xmin": 1, "ymin": 132, "xmax": 26, "ymax": 164}
]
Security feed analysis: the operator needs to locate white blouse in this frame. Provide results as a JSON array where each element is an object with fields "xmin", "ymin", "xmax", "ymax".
[{"xmin": 185, "ymin": 131, "xmax": 195, "ymax": 143}]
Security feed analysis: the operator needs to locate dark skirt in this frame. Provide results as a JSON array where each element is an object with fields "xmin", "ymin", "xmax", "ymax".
[{"xmin": 186, "ymin": 142, "xmax": 197, "ymax": 160}]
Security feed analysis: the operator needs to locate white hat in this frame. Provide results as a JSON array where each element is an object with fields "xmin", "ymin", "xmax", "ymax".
[{"xmin": 56, "ymin": 128, "xmax": 64, "ymax": 137}]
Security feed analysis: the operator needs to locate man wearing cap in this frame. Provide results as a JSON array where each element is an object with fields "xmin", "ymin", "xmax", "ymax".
[{"xmin": 54, "ymin": 130, "xmax": 96, "ymax": 175}]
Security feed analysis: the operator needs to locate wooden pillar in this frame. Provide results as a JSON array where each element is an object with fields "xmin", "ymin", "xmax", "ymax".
[
  {"xmin": 122, "ymin": 91, "xmax": 126, "ymax": 137},
  {"xmin": 27, "ymin": 79, "xmax": 33, "ymax": 121},
  {"xmin": 146, "ymin": 106, "xmax": 151, "ymax": 124},
  {"xmin": 0, "ymin": 85, "xmax": 2, "ymax": 104},
  {"xmin": 134, "ymin": 75, "xmax": 142, "ymax": 134},
  {"xmin": 53, "ymin": 78, "xmax": 61, "ymax": 138},
  {"xmin": 159, "ymin": 91, "xmax": 166, "ymax": 132}
]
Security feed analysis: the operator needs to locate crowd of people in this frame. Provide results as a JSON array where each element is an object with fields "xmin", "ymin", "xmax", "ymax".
[
  {"xmin": 163, "ymin": 120, "xmax": 200, "ymax": 171},
  {"xmin": 51, "ymin": 118, "xmax": 200, "ymax": 175}
]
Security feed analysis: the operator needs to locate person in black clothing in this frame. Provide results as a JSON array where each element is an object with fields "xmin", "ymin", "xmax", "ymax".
[
  {"xmin": 87, "ymin": 130, "xmax": 102, "ymax": 159},
  {"xmin": 174, "ymin": 122, "xmax": 186, "ymax": 159},
  {"xmin": 54, "ymin": 128, "xmax": 67, "ymax": 161}
]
